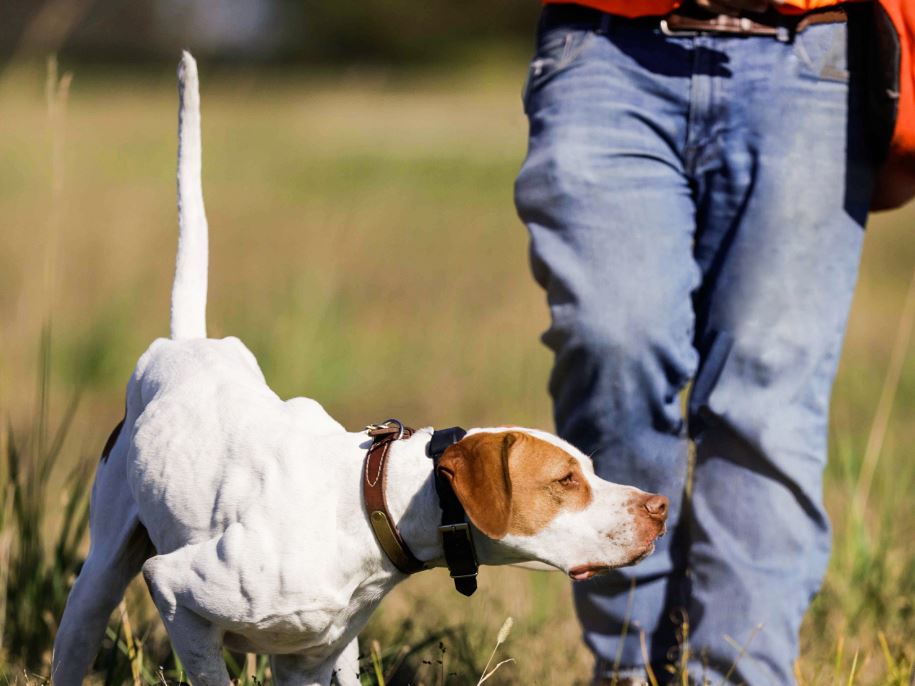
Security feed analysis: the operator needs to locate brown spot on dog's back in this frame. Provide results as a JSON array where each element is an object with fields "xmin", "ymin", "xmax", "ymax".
[
  {"xmin": 438, "ymin": 431, "xmax": 592, "ymax": 539},
  {"xmin": 100, "ymin": 416, "xmax": 125, "ymax": 462}
]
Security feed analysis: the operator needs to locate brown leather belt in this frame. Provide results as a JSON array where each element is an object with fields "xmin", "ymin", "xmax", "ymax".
[
  {"xmin": 662, "ymin": 6, "xmax": 848, "ymax": 38},
  {"xmin": 540, "ymin": 3, "xmax": 849, "ymax": 40}
]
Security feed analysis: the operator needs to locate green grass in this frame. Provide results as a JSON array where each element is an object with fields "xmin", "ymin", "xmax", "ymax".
[{"xmin": 0, "ymin": 57, "xmax": 913, "ymax": 684}]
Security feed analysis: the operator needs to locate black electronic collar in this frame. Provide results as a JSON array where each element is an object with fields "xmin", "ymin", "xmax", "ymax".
[{"xmin": 427, "ymin": 426, "xmax": 478, "ymax": 596}]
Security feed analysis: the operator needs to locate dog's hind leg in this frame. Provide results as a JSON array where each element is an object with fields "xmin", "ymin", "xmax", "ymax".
[
  {"xmin": 52, "ymin": 515, "xmax": 153, "ymax": 686},
  {"xmin": 142, "ymin": 552, "xmax": 231, "ymax": 686},
  {"xmin": 53, "ymin": 418, "xmax": 154, "ymax": 686}
]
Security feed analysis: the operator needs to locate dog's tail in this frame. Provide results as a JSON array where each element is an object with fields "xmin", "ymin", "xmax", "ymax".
[{"xmin": 170, "ymin": 51, "xmax": 208, "ymax": 340}]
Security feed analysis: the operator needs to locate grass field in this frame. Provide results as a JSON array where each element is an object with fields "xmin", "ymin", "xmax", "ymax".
[{"xmin": 0, "ymin": 56, "xmax": 913, "ymax": 684}]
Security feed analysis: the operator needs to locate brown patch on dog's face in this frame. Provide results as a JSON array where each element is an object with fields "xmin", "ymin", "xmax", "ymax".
[
  {"xmin": 436, "ymin": 431, "xmax": 593, "ymax": 539},
  {"xmin": 506, "ymin": 432, "xmax": 593, "ymax": 535}
]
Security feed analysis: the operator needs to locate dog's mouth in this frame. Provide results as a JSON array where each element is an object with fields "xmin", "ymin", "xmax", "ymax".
[
  {"xmin": 570, "ymin": 539, "xmax": 661, "ymax": 579},
  {"xmin": 628, "ymin": 542, "xmax": 656, "ymax": 566},
  {"xmin": 568, "ymin": 564, "xmax": 610, "ymax": 581}
]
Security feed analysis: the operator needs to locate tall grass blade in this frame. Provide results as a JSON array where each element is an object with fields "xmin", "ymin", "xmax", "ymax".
[
  {"xmin": 117, "ymin": 600, "xmax": 141, "ymax": 686},
  {"xmin": 611, "ymin": 578, "xmax": 637, "ymax": 682},
  {"xmin": 476, "ymin": 617, "xmax": 512, "ymax": 685},
  {"xmin": 477, "ymin": 659, "xmax": 514, "ymax": 684},
  {"xmin": 835, "ymin": 634, "xmax": 846, "ymax": 685},
  {"xmin": 718, "ymin": 624, "xmax": 762, "ymax": 686},
  {"xmin": 43, "ymin": 55, "xmax": 72, "ymax": 310},
  {"xmin": 854, "ymin": 267, "xmax": 915, "ymax": 515},
  {"xmin": 2, "ymin": 331, "xmax": 89, "ymax": 668},
  {"xmin": 677, "ymin": 611, "xmax": 690, "ymax": 686},
  {"xmin": 371, "ymin": 639, "xmax": 386, "ymax": 686},
  {"xmin": 878, "ymin": 631, "xmax": 898, "ymax": 676},
  {"xmin": 0, "ymin": 484, "xmax": 13, "ymax": 652},
  {"xmin": 383, "ymin": 645, "xmax": 410, "ymax": 684},
  {"xmin": 639, "ymin": 630, "xmax": 659, "ymax": 686},
  {"xmin": 846, "ymin": 650, "xmax": 860, "ymax": 686}
]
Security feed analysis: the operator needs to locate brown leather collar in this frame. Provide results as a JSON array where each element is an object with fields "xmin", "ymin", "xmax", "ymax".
[{"xmin": 362, "ymin": 421, "xmax": 426, "ymax": 574}]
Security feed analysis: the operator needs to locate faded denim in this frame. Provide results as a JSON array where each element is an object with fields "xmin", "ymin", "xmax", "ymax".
[{"xmin": 515, "ymin": 7, "xmax": 875, "ymax": 684}]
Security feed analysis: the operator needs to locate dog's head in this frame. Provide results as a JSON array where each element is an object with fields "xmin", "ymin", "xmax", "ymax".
[{"xmin": 437, "ymin": 428, "xmax": 667, "ymax": 578}]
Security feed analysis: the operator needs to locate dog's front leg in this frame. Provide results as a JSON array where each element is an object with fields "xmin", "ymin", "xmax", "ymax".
[{"xmin": 331, "ymin": 638, "xmax": 360, "ymax": 686}]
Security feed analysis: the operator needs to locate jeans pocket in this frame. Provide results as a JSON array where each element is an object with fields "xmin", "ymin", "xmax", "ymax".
[
  {"xmin": 522, "ymin": 27, "xmax": 596, "ymax": 113},
  {"xmin": 793, "ymin": 23, "xmax": 850, "ymax": 83}
]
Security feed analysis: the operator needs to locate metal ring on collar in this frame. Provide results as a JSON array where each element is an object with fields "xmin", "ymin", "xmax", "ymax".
[{"xmin": 365, "ymin": 418, "xmax": 405, "ymax": 440}]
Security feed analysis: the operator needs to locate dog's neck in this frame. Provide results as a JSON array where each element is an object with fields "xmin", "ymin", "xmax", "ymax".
[
  {"xmin": 376, "ymin": 430, "xmax": 514, "ymax": 576},
  {"xmin": 381, "ymin": 432, "xmax": 449, "ymax": 568}
]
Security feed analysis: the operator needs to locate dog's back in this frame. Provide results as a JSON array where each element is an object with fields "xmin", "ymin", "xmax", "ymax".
[{"xmin": 125, "ymin": 336, "xmax": 344, "ymax": 554}]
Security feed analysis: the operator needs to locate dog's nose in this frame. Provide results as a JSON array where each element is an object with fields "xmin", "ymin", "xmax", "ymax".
[{"xmin": 643, "ymin": 494, "xmax": 668, "ymax": 521}]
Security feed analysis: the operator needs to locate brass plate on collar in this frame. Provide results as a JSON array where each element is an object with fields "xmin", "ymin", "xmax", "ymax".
[{"xmin": 370, "ymin": 510, "xmax": 418, "ymax": 573}]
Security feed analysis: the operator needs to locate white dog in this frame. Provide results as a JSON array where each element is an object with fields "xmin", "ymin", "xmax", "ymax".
[{"xmin": 52, "ymin": 52, "xmax": 668, "ymax": 686}]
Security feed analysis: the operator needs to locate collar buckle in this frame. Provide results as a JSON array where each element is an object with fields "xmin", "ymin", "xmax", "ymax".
[
  {"xmin": 438, "ymin": 518, "xmax": 478, "ymax": 595},
  {"xmin": 438, "ymin": 522, "xmax": 478, "ymax": 578},
  {"xmin": 365, "ymin": 418, "xmax": 405, "ymax": 440}
]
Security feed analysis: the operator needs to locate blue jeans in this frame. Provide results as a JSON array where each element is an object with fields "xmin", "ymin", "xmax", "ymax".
[{"xmin": 515, "ymin": 6, "xmax": 875, "ymax": 684}]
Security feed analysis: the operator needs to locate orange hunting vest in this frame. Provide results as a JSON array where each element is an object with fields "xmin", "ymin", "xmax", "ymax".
[
  {"xmin": 543, "ymin": 0, "xmax": 915, "ymax": 209},
  {"xmin": 542, "ymin": 0, "xmax": 846, "ymax": 16},
  {"xmin": 872, "ymin": 0, "xmax": 915, "ymax": 209}
]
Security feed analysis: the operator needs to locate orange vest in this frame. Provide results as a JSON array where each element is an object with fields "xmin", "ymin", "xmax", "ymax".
[
  {"xmin": 543, "ymin": 0, "xmax": 849, "ymax": 17},
  {"xmin": 873, "ymin": 0, "xmax": 915, "ymax": 209}
]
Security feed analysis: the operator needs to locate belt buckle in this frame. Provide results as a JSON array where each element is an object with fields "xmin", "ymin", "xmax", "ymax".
[
  {"xmin": 659, "ymin": 18, "xmax": 698, "ymax": 37},
  {"xmin": 661, "ymin": 14, "xmax": 792, "ymax": 42}
]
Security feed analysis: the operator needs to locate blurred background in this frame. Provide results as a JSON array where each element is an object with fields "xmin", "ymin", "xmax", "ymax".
[
  {"xmin": 0, "ymin": 1, "xmax": 913, "ymax": 684},
  {"xmin": 0, "ymin": 0, "xmax": 535, "ymax": 65}
]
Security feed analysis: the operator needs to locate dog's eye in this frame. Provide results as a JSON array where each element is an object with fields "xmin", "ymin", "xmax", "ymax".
[{"xmin": 557, "ymin": 472, "xmax": 577, "ymax": 487}]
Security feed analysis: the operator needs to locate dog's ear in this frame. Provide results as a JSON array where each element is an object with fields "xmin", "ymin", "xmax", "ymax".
[{"xmin": 437, "ymin": 432, "xmax": 518, "ymax": 539}]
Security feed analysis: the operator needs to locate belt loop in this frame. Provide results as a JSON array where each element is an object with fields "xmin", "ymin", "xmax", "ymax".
[
  {"xmin": 599, "ymin": 12, "xmax": 612, "ymax": 35},
  {"xmin": 776, "ymin": 25, "xmax": 792, "ymax": 43}
]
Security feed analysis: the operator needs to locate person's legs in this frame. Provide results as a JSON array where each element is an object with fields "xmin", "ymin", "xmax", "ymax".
[
  {"xmin": 683, "ymin": 19, "xmax": 875, "ymax": 684},
  {"xmin": 515, "ymin": 10, "xmax": 700, "ymax": 675}
]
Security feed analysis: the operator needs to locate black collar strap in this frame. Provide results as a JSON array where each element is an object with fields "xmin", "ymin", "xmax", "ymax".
[{"xmin": 428, "ymin": 426, "xmax": 477, "ymax": 596}]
